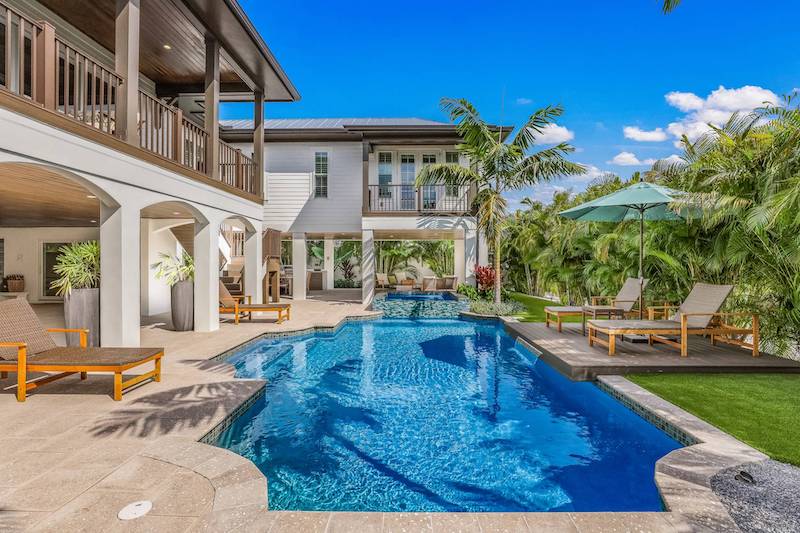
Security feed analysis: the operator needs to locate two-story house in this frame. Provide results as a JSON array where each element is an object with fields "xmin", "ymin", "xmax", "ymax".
[
  {"xmin": 221, "ymin": 118, "xmax": 506, "ymax": 303},
  {"xmin": 0, "ymin": 0, "xmax": 298, "ymax": 346}
]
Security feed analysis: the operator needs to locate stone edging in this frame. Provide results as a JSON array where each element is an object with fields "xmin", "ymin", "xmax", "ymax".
[{"xmin": 598, "ymin": 375, "xmax": 768, "ymax": 531}]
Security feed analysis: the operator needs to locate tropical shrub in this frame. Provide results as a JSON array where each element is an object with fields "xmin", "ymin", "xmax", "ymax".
[
  {"xmin": 475, "ymin": 265, "xmax": 496, "ymax": 292},
  {"xmin": 51, "ymin": 241, "xmax": 100, "ymax": 297},
  {"xmin": 457, "ymin": 283, "xmax": 481, "ymax": 301},
  {"xmin": 334, "ymin": 279, "xmax": 361, "ymax": 288}
]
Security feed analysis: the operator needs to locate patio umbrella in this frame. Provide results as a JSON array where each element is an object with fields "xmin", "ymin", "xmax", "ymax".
[{"xmin": 559, "ymin": 181, "xmax": 690, "ymax": 318}]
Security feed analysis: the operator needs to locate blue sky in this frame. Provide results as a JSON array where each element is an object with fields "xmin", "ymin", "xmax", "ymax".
[{"xmin": 224, "ymin": 0, "xmax": 800, "ymax": 208}]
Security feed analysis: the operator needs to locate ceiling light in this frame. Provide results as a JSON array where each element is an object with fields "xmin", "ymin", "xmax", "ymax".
[
  {"xmin": 163, "ymin": 44, "xmax": 172, "ymax": 50},
  {"xmin": 90, "ymin": 220, "xmax": 97, "ymax": 223},
  {"xmin": 87, "ymin": 194, "xmax": 96, "ymax": 199},
  {"xmin": 172, "ymin": 212, "xmax": 181, "ymax": 215}
]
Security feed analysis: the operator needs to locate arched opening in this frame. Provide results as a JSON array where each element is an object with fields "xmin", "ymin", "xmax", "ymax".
[
  {"xmin": 139, "ymin": 201, "xmax": 209, "ymax": 331},
  {"xmin": 0, "ymin": 162, "xmax": 115, "ymax": 343}
]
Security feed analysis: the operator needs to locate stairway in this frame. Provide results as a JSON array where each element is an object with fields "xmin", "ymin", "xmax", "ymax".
[{"xmin": 220, "ymin": 269, "xmax": 243, "ymax": 296}]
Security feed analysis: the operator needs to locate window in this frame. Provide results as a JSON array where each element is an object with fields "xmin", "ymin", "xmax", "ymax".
[
  {"xmin": 445, "ymin": 152, "xmax": 461, "ymax": 197},
  {"xmin": 378, "ymin": 152, "xmax": 392, "ymax": 198},
  {"xmin": 314, "ymin": 151, "xmax": 328, "ymax": 198},
  {"xmin": 400, "ymin": 154, "xmax": 416, "ymax": 209},
  {"xmin": 422, "ymin": 154, "xmax": 437, "ymax": 209},
  {"xmin": 42, "ymin": 242, "xmax": 70, "ymax": 298}
]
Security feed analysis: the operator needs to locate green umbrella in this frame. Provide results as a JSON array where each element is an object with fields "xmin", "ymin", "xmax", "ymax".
[{"xmin": 559, "ymin": 181, "xmax": 690, "ymax": 318}]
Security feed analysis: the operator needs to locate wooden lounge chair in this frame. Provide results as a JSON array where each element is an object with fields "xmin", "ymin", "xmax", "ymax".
[
  {"xmin": 440, "ymin": 275, "xmax": 458, "ymax": 291},
  {"xmin": 376, "ymin": 273, "xmax": 391, "ymax": 289},
  {"xmin": 0, "ymin": 298, "xmax": 163, "ymax": 402},
  {"xmin": 219, "ymin": 281, "xmax": 290, "ymax": 325},
  {"xmin": 587, "ymin": 283, "xmax": 759, "ymax": 357},
  {"xmin": 546, "ymin": 278, "xmax": 648, "ymax": 334}
]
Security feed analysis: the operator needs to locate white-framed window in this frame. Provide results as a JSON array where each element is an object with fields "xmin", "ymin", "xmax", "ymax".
[
  {"xmin": 314, "ymin": 151, "xmax": 328, "ymax": 198},
  {"xmin": 445, "ymin": 151, "xmax": 460, "ymax": 197},
  {"xmin": 378, "ymin": 152, "xmax": 392, "ymax": 198}
]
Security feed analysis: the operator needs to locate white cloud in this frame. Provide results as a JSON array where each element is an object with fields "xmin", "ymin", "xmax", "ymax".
[
  {"xmin": 665, "ymin": 91, "xmax": 704, "ymax": 112},
  {"xmin": 516, "ymin": 97, "xmax": 533, "ymax": 105},
  {"xmin": 623, "ymin": 126, "xmax": 668, "ymax": 142},
  {"xmin": 664, "ymin": 85, "xmax": 780, "ymax": 147},
  {"xmin": 533, "ymin": 123, "xmax": 575, "ymax": 145},
  {"xmin": 661, "ymin": 154, "xmax": 685, "ymax": 165},
  {"xmin": 608, "ymin": 152, "xmax": 656, "ymax": 166}
]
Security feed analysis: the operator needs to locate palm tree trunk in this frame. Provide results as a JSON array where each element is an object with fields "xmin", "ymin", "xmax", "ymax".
[{"xmin": 493, "ymin": 232, "xmax": 502, "ymax": 304}]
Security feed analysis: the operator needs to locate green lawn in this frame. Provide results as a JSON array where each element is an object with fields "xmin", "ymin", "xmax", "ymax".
[
  {"xmin": 629, "ymin": 374, "xmax": 800, "ymax": 466},
  {"xmin": 509, "ymin": 292, "xmax": 582, "ymax": 323}
]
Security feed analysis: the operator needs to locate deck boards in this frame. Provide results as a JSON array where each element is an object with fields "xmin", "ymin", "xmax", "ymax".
[{"xmin": 505, "ymin": 321, "xmax": 800, "ymax": 381}]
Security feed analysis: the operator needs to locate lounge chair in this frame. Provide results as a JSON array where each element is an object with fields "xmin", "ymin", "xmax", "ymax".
[
  {"xmin": 376, "ymin": 273, "xmax": 391, "ymax": 289},
  {"xmin": 0, "ymin": 298, "xmax": 163, "ymax": 402},
  {"xmin": 422, "ymin": 277, "xmax": 438, "ymax": 291},
  {"xmin": 219, "ymin": 281, "xmax": 291, "ymax": 324},
  {"xmin": 440, "ymin": 275, "xmax": 458, "ymax": 291},
  {"xmin": 587, "ymin": 283, "xmax": 759, "ymax": 357},
  {"xmin": 545, "ymin": 278, "xmax": 648, "ymax": 334}
]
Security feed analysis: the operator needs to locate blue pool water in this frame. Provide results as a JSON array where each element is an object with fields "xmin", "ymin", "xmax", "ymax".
[
  {"xmin": 385, "ymin": 291, "xmax": 458, "ymax": 301},
  {"xmin": 215, "ymin": 319, "xmax": 680, "ymax": 512}
]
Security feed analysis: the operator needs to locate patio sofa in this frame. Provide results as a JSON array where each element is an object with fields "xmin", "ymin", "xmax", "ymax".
[
  {"xmin": 587, "ymin": 282, "xmax": 759, "ymax": 357},
  {"xmin": 0, "ymin": 298, "xmax": 164, "ymax": 402}
]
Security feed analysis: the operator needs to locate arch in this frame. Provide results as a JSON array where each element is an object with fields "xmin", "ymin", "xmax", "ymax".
[
  {"xmin": 139, "ymin": 200, "xmax": 210, "ymax": 226},
  {"xmin": 219, "ymin": 215, "xmax": 258, "ymax": 235}
]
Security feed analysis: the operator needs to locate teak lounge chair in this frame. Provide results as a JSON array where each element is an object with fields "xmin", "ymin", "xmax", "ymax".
[
  {"xmin": 587, "ymin": 283, "xmax": 759, "ymax": 357},
  {"xmin": 0, "ymin": 298, "xmax": 164, "ymax": 402},
  {"xmin": 219, "ymin": 281, "xmax": 291, "ymax": 325},
  {"xmin": 545, "ymin": 277, "xmax": 648, "ymax": 334}
]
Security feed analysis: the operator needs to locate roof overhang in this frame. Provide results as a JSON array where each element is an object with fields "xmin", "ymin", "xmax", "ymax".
[
  {"xmin": 221, "ymin": 123, "xmax": 514, "ymax": 143},
  {"xmin": 179, "ymin": 0, "xmax": 300, "ymax": 102}
]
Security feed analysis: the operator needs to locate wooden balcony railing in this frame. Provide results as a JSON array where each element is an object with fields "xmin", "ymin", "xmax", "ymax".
[
  {"xmin": 367, "ymin": 184, "xmax": 472, "ymax": 214},
  {"xmin": 0, "ymin": 1, "xmax": 261, "ymax": 199}
]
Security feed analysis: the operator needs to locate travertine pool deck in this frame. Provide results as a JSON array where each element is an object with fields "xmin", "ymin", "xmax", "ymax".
[
  {"xmin": 505, "ymin": 320, "xmax": 800, "ymax": 381},
  {"xmin": 0, "ymin": 304, "xmax": 777, "ymax": 532}
]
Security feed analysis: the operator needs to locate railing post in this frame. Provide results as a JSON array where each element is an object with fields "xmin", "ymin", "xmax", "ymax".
[
  {"xmin": 235, "ymin": 149, "xmax": 243, "ymax": 189},
  {"xmin": 173, "ymin": 108, "xmax": 184, "ymax": 164},
  {"xmin": 115, "ymin": 0, "xmax": 140, "ymax": 144},
  {"xmin": 253, "ymin": 89, "xmax": 265, "ymax": 199},
  {"xmin": 416, "ymin": 187, "xmax": 422, "ymax": 212},
  {"xmin": 34, "ymin": 21, "xmax": 56, "ymax": 110},
  {"xmin": 204, "ymin": 36, "xmax": 220, "ymax": 180}
]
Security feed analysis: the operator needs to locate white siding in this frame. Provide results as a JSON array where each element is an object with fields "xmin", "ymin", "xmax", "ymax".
[{"xmin": 238, "ymin": 142, "xmax": 364, "ymax": 233}]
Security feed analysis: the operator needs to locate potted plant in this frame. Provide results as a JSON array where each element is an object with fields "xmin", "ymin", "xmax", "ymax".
[
  {"xmin": 5, "ymin": 274, "xmax": 25, "ymax": 292},
  {"xmin": 151, "ymin": 251, "xmax": 195, "ymax": 331},
  {"xmin": 51, "ymin": 241, "xmax": 100, "ymax": 347}
]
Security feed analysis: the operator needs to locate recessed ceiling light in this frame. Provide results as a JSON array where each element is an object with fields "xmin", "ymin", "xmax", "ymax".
[
  {"xmin": 172, "ymin": 212, "xmax": 181, "ymax": 215},
  {"xmin": 87, "ymin": 194, "xmax": 96, "ymax": 199},
  {"xmin": 90, "ymin": 220, "xmax": 97, "ymax": 223},
  {"xmin": 163, "ymin": 44, "xmax": 172, "ymax": 50}
]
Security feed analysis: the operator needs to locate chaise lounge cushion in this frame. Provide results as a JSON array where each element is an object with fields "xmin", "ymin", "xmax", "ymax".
[
  {"xmin": 545, "ymin": 306, "xmax": 584, "ymax": 314},
  {"xmin": 671, "ymin": 283, "xmax": 733, "ymax": 328},
  {"xmin": 24, "ymin": 347, "xmax": 164, "ymax": 366},
  {"xmin": 587, "ymin": 319, "xmax": 683, "ymax": 331},
  {"xmin": 0, "ymin": 298, "xmax": 57, "ymax": 359}
]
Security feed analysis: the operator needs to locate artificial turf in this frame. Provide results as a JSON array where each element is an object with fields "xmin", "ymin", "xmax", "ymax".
[{"xmin": 628, "ymin": 373, "xmax": 800, "ymax": 466}]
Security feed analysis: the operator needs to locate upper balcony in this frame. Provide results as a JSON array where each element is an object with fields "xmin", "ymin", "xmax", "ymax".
[
  {"xmin": 367, "ymin": 184, "xmax": 475, "ymax": 215},
  {"xmin": 0, "ymin": 0, "xmax": 299, "ymax": 202}
]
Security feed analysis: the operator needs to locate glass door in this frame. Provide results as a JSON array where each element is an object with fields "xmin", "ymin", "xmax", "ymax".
[
  {"xmin": 400, "ymin": 154, "xmax": 416, "ymax": 210},
  {"xmin": 421, "ymin": 154, "xmax": 437, "ymax": 209}
]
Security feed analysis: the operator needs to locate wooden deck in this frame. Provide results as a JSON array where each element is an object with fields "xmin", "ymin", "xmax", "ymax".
[{"xmin": 505, "ymin": 321, "xmax": 800, "ymax": 381}]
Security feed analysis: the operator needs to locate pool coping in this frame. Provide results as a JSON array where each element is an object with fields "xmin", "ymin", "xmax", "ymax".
[{"xmin": 190, "ymin": 313, "xmax": 759, "ymax": 531}]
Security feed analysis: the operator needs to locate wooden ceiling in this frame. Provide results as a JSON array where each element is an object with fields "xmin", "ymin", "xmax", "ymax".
[
  {"xmin": 0, "ymin": 165, "xmax": 200, "ymax": 227},
  {"xmin": 37, "ymin": 0, "xmax": 244, "ymax": 86}
]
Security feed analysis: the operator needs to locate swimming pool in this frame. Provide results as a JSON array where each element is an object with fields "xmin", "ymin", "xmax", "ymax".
[
  {"xmin": 215, "ymin": 318, "xmax": 680, "ymax": 512},
  {"xmin": 385, "ymin": 291, "xmax": 459, "ymax": 301}
]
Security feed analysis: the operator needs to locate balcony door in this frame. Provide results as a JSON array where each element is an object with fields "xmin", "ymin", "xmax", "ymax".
[
  {"xmin": 400, "ymin": 154, "xmax": 416, "ymax": 210},
  {"xmin": 421, "ymin": 154, "xmax": 437, "ymax": 209}
]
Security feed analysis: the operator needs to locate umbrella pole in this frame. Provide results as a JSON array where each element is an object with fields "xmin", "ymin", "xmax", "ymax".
[{"xmin": 639, "ymin": 209, "xmax": 644, "ymax": 319}]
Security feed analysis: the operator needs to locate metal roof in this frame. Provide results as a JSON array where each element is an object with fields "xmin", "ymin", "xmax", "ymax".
[{"xmin": 221, "ymin": 117, "xmax": 452, "ymax": 130}]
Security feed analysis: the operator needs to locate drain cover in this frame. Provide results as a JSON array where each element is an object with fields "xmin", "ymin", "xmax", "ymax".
[{"xmin": 118, "ymin": 500, "xmax": 152, "ymax": 520}]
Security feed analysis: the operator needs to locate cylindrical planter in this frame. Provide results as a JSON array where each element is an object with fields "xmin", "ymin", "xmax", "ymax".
[
  {"xmin": 171, "ymin": 280, "xmax": 194, "ymax": 331},
  {"xmin": 64, "ymin": 287, "xmax": 100, "ymax": 347}
]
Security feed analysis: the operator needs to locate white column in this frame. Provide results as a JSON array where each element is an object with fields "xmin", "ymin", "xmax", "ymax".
[
  {"xmin": 361, "ymin": 230, "xmax": 375, "ymax": 305},
  {"xmin": 478, "ymin": 230, "xmax": 489, "ymax": 267},
  {"xmin": 243, "ymin": 226, "xmax": 262, "ymax": 303},
  {"xmin": 194, "ymin": 219, "xmax": 219, "ymax": 332},
  {"xmin": 465, "ymin": 229, "xmax": 478, "ymax": 286},
  {"xmin": 292, "ymin": 233, "xmax": 307, "ymax": 300},
  {"xmin": 114, "ymin": 0, "xmax": 140, "ymax": 144},
  {"xmin": 323, "ymin": 238, "xmax": 335, "ymax": 290},
  {"xmin": 100, "ymin": 203, "xmax": 140, "ymax": 346},
  {"xmin": 454, "ymin": 237, "xmax": 465, "ymax": 287}
]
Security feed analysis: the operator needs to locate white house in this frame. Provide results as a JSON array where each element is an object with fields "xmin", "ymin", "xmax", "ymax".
[
  {"xmin": 0, "ymin": 0, "xmax": 299, "ymax": 346},
  {"xmin": 221, "ymin": 118, "xmax": 504, "ymax": 303}
]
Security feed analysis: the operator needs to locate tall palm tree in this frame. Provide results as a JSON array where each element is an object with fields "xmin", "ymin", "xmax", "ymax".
[
  {"xmin": 417, "ymin": 98, "xmax": 584, "ymax": 303},
  {"xmin": 662, "ymin": 0, "xmax": 681, "ymax": 13}
]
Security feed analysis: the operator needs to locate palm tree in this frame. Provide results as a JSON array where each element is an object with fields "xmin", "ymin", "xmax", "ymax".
[
  {"xmin": 417, "ymin": 98, "xmax": 584, "ymax": 303},
  {"xmin": 662, "ymin": 0, "xmax": 681, "ymax": 13}
]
